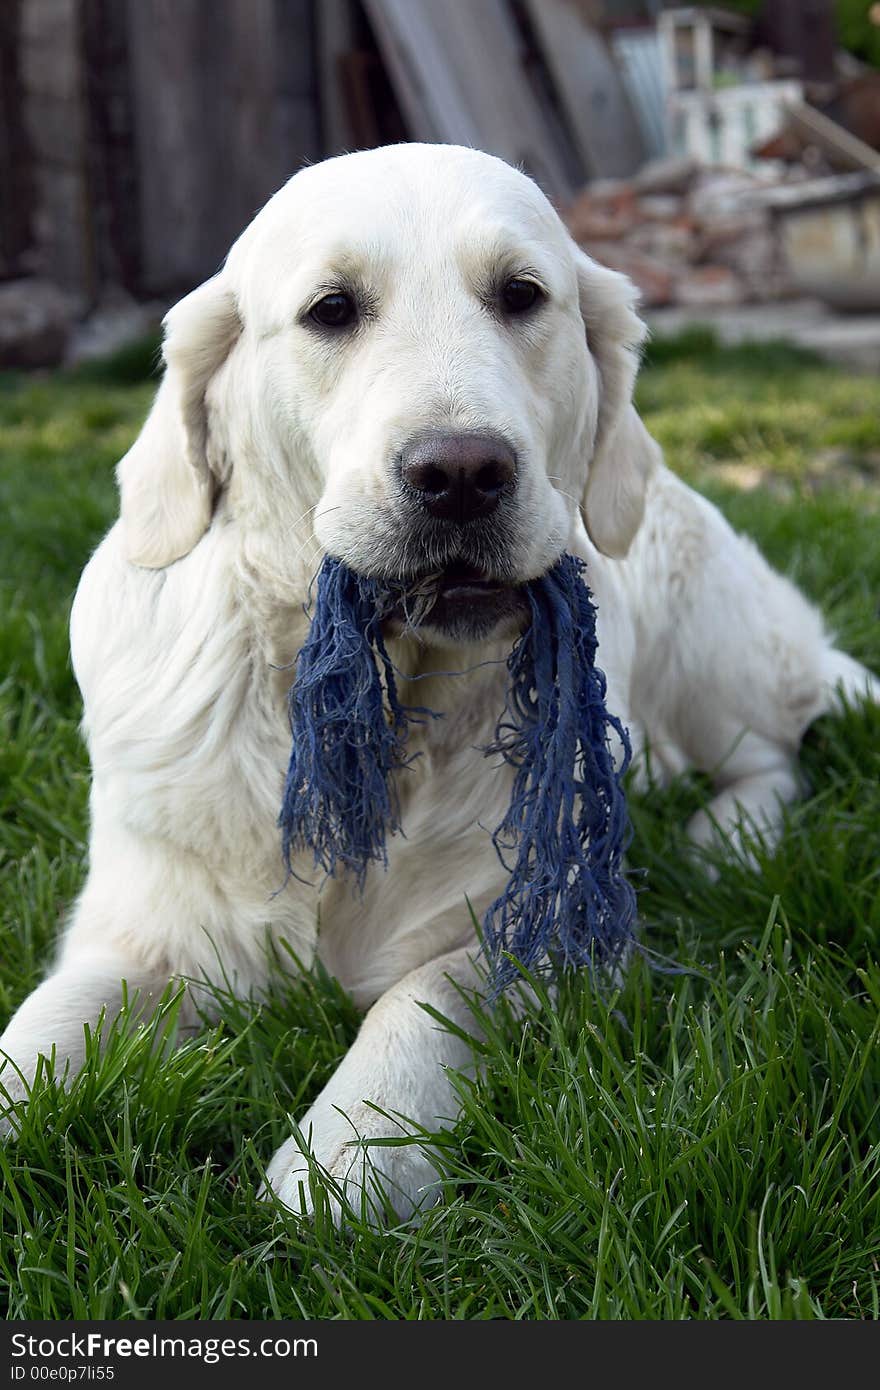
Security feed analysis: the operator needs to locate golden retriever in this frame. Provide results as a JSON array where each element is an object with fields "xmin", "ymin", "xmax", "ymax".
[{"xmin": 2, "ymin": 144, "xmax": 876, "ymax": 1223}]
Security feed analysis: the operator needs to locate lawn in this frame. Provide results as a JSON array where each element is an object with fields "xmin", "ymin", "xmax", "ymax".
[{"xmin": 1, "ymin": 334, "xmax": 878, "ymax": 1319}]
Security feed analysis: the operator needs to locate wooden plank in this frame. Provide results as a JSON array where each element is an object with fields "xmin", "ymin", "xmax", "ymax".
[
  {"xmin": 18, "ymin": 0, "xmax": 93, "ymax": 296},
  {"xmin": 786, "ymin": 102, "xmax": 880, "ymax": 177},
  {"xmin": 522, "ymin": 0, "xmax": 645, "ymax": 179},
  {"xmin": 337, "ymin": 51, "xmax": 384, "ymax": 150},
  {"xmin": 361, "ymin": 0, "xmax": 575, "ymax": 201},
  {"xmin": 759, "ymin": 0, "xmax": 836, "ymax": 86},
  {"xmin": 81, "ymin": 0, "xmax": 142, "ymax": 293},
  {"xmin": 316, "ymin": 0, "xmax": 359, "ymax": 153},
  {"xmin": 0, "ymin": 0, "xmax": 33, "ymax": 278},
  {"xmin": 126, "ymin": 0, "xmax": 320, "ymax": 295},
  {"xmin": 272, "ymin": 0, "xmax": 321, "ymax": 170}
]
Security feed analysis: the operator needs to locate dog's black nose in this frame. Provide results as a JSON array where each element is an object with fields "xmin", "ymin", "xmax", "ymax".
[{"xmin": 400, "ymin": 432, "xmax": 517, "ymax": 523}]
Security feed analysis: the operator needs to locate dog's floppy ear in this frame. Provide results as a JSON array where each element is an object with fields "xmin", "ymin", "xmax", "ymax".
[
  {"xmin": 576, "ymin": 250, "xmax": 659, "ymax": 559},
  {"xmin": 118, "ymin": 275, "xmax": 241, "ymax": 568}
]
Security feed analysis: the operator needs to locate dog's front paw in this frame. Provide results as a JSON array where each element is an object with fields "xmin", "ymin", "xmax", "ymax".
[{"xmin": 262, "ymin": 1100, "xmax": 443, "ymax": 1227}]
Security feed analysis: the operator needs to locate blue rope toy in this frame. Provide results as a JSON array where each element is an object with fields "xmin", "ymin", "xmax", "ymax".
[{"xmin": 280, "ymin": 553, "xmax": 637, "ymax": 993}]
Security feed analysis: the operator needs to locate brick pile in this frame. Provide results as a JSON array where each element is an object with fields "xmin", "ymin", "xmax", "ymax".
[{"xmin": 562, "ymin": 157, "xmax": 794, "ymax": 308}]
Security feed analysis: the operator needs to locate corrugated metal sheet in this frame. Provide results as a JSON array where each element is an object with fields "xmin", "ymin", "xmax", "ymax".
[{"xmin": 611, "ymin": 29, "xmax": 668, "ymax": 160}]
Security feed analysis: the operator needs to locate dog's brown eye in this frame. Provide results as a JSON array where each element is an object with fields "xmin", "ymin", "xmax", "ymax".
[
  {"xmin": 500, "ymin": 278, "xmax": 542, "ymax": 314},
  {"xmin": 310, "ymin": 293, "xmax": 357, "ymax": 328}
]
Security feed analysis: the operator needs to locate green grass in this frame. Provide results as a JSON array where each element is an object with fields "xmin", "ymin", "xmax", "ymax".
[{"xmin": 1, "ymin": 334, "xmax": 879, "ymax": 1319}]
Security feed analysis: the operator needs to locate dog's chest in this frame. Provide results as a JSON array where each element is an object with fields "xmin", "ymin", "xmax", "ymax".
[{"xmin": 79, "ymin": 537, "xmax": 523, "ymax": 998}]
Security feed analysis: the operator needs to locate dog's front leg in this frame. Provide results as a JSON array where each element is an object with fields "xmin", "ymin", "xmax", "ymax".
[
  {"xmin": 0, "ymin": 952, "xmax": 169, "ymax": 1134},
  {"xmin": 263, "ymin": 944, "xmax": 483, "ymax": 1225}
]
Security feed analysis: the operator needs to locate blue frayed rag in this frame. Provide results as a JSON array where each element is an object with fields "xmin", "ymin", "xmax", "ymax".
[{"xmin": 279, "ymin": 553, "xmax": 637, "ymax": 993}]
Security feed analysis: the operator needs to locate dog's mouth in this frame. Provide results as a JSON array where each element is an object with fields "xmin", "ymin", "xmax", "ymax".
[
  {"xmin": 383, "ymin": 560, "xmax": 526, "ymax": 640},
  {"xmin": 436, "ymin": 561, "xmax": 507, "ymax": 600}
]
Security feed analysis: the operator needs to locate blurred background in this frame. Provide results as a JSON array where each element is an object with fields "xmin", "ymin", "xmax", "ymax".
[{"xmin": 3, "ymin": 0, "xmax": 880, "ymax": 369}]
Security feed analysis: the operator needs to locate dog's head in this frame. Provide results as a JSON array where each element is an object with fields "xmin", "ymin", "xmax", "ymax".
[{"xmin": 119, "ymin": 144, "xmax": 658, "ymax": 640}]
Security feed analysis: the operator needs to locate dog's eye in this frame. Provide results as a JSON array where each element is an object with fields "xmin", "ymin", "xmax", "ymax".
[
  {"xmin": 500, "ymin": 278, "xmax": 542, "ymax": 314},
  {"xmin": 310, "ymin": 292, "xmax": 358, "ymax": 329}
]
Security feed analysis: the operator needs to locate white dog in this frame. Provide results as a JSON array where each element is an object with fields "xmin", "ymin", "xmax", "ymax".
[{"xmin": 1, "ymin": 143, "xmax": 876, "ymax": 1222}]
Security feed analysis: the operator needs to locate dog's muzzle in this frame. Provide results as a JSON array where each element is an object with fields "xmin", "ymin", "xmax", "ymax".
[{"xmin": 390, "ymin": 430, "xmax": 525, "ymax": 636}]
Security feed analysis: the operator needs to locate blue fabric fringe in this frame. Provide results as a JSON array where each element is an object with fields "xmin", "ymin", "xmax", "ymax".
[
  {"xmin": 481, "ymin": 554, "xmax": 636, "ymax": 992},
  {"xmin": 279, "ymin": 557, "xmax": 412, "ymax": 889},
  {"xmin": 280, "ymin": 553, "xmax": 637, "ymax": 990}
]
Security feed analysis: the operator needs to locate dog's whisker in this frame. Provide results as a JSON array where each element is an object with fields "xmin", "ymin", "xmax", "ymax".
[
  {"xmin": 286, "ymin": 501, "xmax": 322, "ymax": 536},
  {"xmin": 284, "ymin": 503, "xmax": 344, "ymax": 548},
  {"xmin": 546, "ymin": 478, "xmax": 581, "ymax": 508},
  {"xmin": 289, "ymin": 533, "xmax": 326, "ymax": 573}
]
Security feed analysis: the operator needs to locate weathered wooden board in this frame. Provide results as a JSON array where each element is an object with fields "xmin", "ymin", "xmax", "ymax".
[
  {"xmin": 522, "ymin": 0, "xmax": 645, "ymax": 178},
  {"xmin": 126, "ymin": 0, "xmax": 320, "ymax": 295},
  {"xmin": 361, "ymin": 0, "xmax": 575, "ymax": 201},
  {"xmin": 0, "ymin": 0, "xmax": 33, "ymax": 279},
  {"xmin": 316, "ymin": 0, "xmax": 359, "ymax": 153},
  {"xmin": 17, "ymin": 0, "xmax": 92, "ymax": 294},
  {"xmin": 786, "ymin": 102, "xmax": 880, "ymax": 177}
]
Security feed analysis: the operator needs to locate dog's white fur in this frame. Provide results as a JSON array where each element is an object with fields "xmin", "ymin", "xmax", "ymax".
[{"xmin": 2, "ymin": 144, "xmax": 877, "ymax": 1222}]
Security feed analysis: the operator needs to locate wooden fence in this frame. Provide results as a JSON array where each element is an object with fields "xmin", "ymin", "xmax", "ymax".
[
  {"xmin": 1, "ymin": 0, "xmax": 321, "ymax": 302},
  {"xmin": 1, "ymin": 0, "xmax": 652, "ymax": 307}
]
